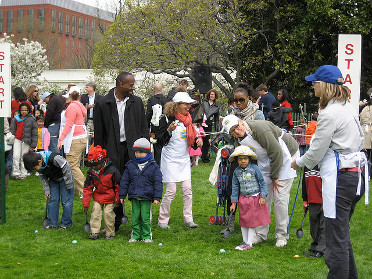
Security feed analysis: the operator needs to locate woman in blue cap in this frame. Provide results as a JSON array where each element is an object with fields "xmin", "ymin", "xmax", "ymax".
[{"xmin": 291, "ymin": 65, "xmax": 368, "ymax": 278}]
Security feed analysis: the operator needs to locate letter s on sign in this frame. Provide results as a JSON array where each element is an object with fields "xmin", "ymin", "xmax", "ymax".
[
  {"xmin": 345, "ymin": 44, "xmax": 354, "ymax": 55},
  {"xmin": 0, "ymin": 52, "xmax": 4, "ymax": 60}
]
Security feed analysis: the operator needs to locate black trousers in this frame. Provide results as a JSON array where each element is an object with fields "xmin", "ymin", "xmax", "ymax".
[
  {"xmin": 153, "ymin": 142, "xmax": 162, "ymax": 167},
  {"xmin": 308, "ymin": 203, "xmax": 326, "ymax": 253},
  {"xmin": 201, "ymin": 126, "xmax": 212, "ymax": 161},
  {"xmin": 114, "ymin": 141, "xmax": 129, "ymax": 231},
  {"xmin": 325, "ymin": 171, "xmax": 364, "ymax": 279}
]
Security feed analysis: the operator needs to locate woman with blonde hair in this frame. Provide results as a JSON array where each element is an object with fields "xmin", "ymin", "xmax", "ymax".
[
  {"xmin": 291, "ymin": 65, "xmax": 367, "ymax": 278},
  {"xmin": 156, "ymin": 92, "xmax": 202, "ymax": 229},
  {"xmin": 26, "ymin": 85, "xmax": 41, "ymax": 113}
]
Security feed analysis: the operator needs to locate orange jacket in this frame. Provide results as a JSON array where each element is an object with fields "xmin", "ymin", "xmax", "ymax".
[{"xmin": 305, "ymin": 121, "xmax": 317, "ymax": 145}]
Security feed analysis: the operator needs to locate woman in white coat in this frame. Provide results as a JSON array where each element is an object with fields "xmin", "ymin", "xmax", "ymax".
[
  {"xmin": 291, "ymin": 65, "xmax": 367, "ymax": 279},
  {"xmin": 157, "ymin": 92, "xmax": 202, "ymax": 229}
]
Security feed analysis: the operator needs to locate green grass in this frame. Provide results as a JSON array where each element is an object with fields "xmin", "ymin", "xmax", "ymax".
[{"xmin": 0, "ymin": 161, "xmax": 371, "ymax": 278}]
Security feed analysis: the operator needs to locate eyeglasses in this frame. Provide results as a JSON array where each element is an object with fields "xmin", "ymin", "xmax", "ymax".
[
  {"xmin": 233, "ymin": 98, "xmax": 246, "ymax": 103},
  {"xmin": 34, "ymin": 90, "xmax": 39, "ymax": 92}
]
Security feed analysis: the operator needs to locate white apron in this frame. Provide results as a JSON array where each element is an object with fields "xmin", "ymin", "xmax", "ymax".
[
  {"xmin": 240, "ymin": 131, "xmax": 296, "ymax": 181},
  {"xmin": 59, "ymin": 110, "xmax": 88, "ymax": 154},
  {"xmin": 160, "ymin": 122, "xmax": 191, "ymax": 182},
  {"xmin": 319, "ymin": 149, "xmax": 368, "ymax": 219}
]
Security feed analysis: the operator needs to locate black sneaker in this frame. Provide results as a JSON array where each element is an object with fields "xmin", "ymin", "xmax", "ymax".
[
  {"xmin": 303, "ymin": 249, "xmax": 314, "ymax": 255},
  {"xmin": 307, "ymin": 252, "xmax": 324, "ymax": 258},
  {"xmin": 89, "ymin": 233, "xmax": 99, "ymax": 240}
]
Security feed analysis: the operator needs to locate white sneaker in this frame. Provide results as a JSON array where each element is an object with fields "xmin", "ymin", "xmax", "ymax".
[
  {"xmin": 142, "ymin": 239, "xmax": 153, "ymax": 243},
  {"xmin": 253, "ymin": 235, "xmax": 265, "ymax": 245},
  {"xmin": 128, "ymin": 238, "xmax": 138, "ymax": 243},
  {"xmin": 157, "ymin": 223, "xmax": 170, "ymax": 229},
  {"xmin": 275, "ymin": 239, "xmax": 287, "ymax": 247}
]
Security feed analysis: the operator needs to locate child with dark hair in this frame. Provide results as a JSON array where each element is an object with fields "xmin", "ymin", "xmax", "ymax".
[
  {"xmin": 83, "ymin": 145, "xmax": 121, "ymax": 240},
  {"xmin": 36, "ymin": 115, "xmax": 50, "ymax": 152},
  {"xmin": 10, "ymin": 102, "xmax": 38, "ymax": 179},
  {"xmin": 23, "ymin": 151, "xmax": 74, "ymax": 229},
  {"xmin": 120, "ymin": 138, "xmax": 163, "ymax": 243}
]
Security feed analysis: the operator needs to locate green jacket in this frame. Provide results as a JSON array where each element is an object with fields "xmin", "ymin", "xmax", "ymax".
[{"xmin": 244, "ymin": 120, "xmax": 298, "ymax": 180}]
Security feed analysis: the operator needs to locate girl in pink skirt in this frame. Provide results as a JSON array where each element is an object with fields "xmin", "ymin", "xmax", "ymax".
[
  {"xmin": 229, "ymin": 145, "xmax": 271, "ymax": 251},
  {"xmin": 188, "ymin": 123, "xmax": 206, "ymax": 166}
]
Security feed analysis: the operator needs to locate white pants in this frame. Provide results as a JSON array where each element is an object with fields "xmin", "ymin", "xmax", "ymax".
[
  {"xmin": 255, "ymin": 177, "xmax": 294, "ymax": 240},
  {"xmin": 12, "ymin": 139, "xmax": 30, "ymax": 177},
  {"xmin": 158, "ymin": 179, "xmax": 194, "ymax": 224}
]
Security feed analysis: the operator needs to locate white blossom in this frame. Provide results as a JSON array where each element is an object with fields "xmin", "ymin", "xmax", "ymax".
[{"xmin": 0, "ymin": 34, "xmax": 49, "ymax": 89}]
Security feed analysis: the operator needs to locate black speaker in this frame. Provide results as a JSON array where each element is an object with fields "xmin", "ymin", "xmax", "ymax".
[{"xmin": 193, "ymin": 65, "xmax": 212, "ymax": 94}]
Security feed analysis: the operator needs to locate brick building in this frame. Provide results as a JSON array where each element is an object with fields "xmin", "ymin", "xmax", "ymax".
[{"xmin": 0, "ymin": 0, "xmax": 115, "ymax": 69}]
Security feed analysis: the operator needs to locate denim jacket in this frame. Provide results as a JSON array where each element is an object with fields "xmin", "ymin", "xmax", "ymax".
[{"xmin": 231, "ymin": 163, "xmax": 267, "ymax": 203}]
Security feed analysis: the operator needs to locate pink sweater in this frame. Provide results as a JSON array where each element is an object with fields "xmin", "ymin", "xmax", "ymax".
[{"xmin": 59, "ymin": 101, "xmax": 87, "ymax": 141}]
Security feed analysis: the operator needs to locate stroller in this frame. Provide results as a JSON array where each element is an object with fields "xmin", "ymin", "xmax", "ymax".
[{"xmin": 210, "ymin": 143, "xmax": 234, "ymax": 225}]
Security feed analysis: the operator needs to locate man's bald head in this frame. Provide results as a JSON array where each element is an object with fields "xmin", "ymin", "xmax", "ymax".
[{"xmin": 153, "ymin": 82, "xmax": 163, "ymax": 94}]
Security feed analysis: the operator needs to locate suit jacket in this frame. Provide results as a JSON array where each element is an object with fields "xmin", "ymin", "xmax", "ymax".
[
  {"xmin": 94, "ymin": 88, "xmax": 149, "ymax": 171},
  {"xmin": 80, "ymin": 93, "xmax": 103, "ymax": 120}
]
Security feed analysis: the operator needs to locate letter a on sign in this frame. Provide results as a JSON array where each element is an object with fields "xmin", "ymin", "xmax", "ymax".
[
  {"xmin": 0, "ymin": 43, "xmax": 11, "ymax": 117},
  {"xmin": 337, "ymin": 34, "xmax": 361, "ymax": 114}
]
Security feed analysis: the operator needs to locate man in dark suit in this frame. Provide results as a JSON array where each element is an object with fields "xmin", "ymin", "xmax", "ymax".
[
  {"xmin": 94, "ymin": 71, "xmax": 149, "ymax": 231},
  {"xmin": 80, "ymin": 82, "xmax": 102, "ymax": 145},
  {"xmin": 146, "ymin": 82, "xmax": 167, "ymax": 166}
]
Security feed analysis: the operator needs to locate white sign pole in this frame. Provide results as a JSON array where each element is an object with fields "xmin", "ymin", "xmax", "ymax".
[{"xmin": 337, "ymin": 34, "xmax": 362, "ymax": 115}]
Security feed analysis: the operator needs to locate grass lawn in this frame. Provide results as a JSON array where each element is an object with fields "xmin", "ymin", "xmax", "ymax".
[{"xmin": 0, "ymin": 160, "xmax": 371, "ymax": 279}]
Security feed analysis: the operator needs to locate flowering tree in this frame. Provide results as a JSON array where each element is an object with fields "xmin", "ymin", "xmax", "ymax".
[{"xmin": 0, "ymin": 34, "xmax": 49, "ymax": 89}]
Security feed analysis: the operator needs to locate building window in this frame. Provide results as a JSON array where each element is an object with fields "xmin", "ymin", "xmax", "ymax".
[
  {"xmin": 51, "ymin": 9, "xmax": 56, "ymax": 32},
  {"xmin": 78, "ymin": 17, "xmax": 83, "ymax": 38},
  {"xmin": 58, "ymin": 11, "xmax": 63, "ymax": 34},
  {"xmin": 91, "ymin": 20, "xmax": 95, "ymax": 34},
  {"xmin": 28, "ymin": 9, "xmax": 34, "ymax": 32},
  {"xmin": 84, "ymin": 18, "xmax": 89, "ymax": 39},
  {"xmin": 72, "ymin": 15, "xmax": 76, "ymax": 37},
  {"xmin": 65, "ymin": 13, "xmax": 70, "ymax": 35},
  {"xmin": 17, "ymin": 10, "xmax": 24, "ymax": 33},
  {"xmin": 0, "ymin": 11, "xmax": 3, "ymax": 33},
  {"xmin": 7, "ymin": 10, "xmax": 13, "ymax": 33},
  {"xmin": 38, "ymin": 8, "xmax": 44, "ymax": 31}
]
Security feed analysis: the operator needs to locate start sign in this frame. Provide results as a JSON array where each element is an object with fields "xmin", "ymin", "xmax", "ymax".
[
  {"xmin": 337, "ymin": 34, "xmax": 362, "ymax": 114},
  {"xmin": 0, "ymin": 43, "xmax": 11, "ymax": 117}
]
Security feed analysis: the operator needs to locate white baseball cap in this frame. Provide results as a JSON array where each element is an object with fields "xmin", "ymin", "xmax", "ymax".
[
  {"xmin": 220, "ymin": 114, "xmax": 240, "ymax": 134},
  {"xmin": 172, "ymin": 92, "xmax": 195, "ymax": 103}
]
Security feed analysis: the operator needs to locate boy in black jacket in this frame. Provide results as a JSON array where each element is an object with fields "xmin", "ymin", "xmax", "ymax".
[{"xmin": 23, "ymin": 151, "xmax": 74, "ymax": 230}]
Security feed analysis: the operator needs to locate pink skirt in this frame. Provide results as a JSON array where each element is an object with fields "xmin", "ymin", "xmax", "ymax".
[
  {"xmin": 238, "ymin": 194, "xmax": 271, "ymax": 227},
  {"xmin": 188, "ymin": 147, "xmax": 202, "ymax": 156}
]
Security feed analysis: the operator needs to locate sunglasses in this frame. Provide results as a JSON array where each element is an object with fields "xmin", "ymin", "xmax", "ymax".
[
  {"xmin": 233, "ymin": 98, "xmax": 246, "ymax": 103},
  {"xmin": 34, "ymin": 90, "xmax": 39, "ymax": 92}
]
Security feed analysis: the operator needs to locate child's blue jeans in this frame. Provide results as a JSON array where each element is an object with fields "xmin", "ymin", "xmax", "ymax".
[{"xmin": 48, "ymin": 180, "xmax": 74, "ymax": 228}]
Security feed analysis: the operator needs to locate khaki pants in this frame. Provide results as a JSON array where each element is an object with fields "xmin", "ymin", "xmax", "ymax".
[
  {"xmin": 66, "ymin": 137, "xmax": 86, "ymax": 196},
  {"xmin": 86, "ymin": 119, "xmax": 94, "ymax": 145},
  {"xmin": 90, "ymin": 201, "xmax": 116, "ymax": 237}
]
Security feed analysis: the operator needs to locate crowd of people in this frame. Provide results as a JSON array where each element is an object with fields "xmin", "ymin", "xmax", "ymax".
[{"xmin": 2, "ymin": 65, "xmax": 369, "ymax": 278}]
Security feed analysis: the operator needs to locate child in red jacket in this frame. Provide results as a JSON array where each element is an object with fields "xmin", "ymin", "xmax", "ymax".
[{"xmin": 83, "ymin": 146, "xmax": 121, "ymax": 240}]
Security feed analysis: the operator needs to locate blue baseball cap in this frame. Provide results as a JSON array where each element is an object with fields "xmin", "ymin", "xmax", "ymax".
[
  {"xmin": 41, "ymin": 92, "xmax": 52, "ymax": 100},
  {"xmin": 305, "ymin": 65, "xmax": 344, "ymax": 85}
]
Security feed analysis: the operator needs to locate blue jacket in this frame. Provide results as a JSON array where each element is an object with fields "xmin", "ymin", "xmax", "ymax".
[
  {"xmin": 231, "ymin": 163, "xmax": 267, "ymax": 203},
  {"xmin": 119, "ymin": 159, "xmax": 163, "ymax": 201}
]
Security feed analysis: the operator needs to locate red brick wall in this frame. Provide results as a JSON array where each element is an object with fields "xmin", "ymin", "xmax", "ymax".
[{"xmin": 0, "ymin": 4, "xmax": 113, "ymax": 69}]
